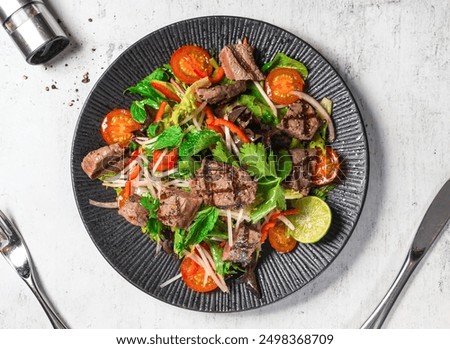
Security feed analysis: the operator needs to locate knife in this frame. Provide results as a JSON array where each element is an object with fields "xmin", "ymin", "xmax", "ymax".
[{"xmin": 361, "ymin": 179, "xmax": 450, "ymax": 329}]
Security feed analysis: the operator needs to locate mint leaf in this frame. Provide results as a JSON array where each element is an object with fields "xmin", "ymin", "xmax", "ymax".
[
  {"xmin": 154, "ymin": 126, "xmax": 183, "ymax": 150},
  {"xmin": 185, "ymin": 206, "xmax": 219, "ymax": 247},
  {"xmin": 179, "ymin": 130, "xmax": 221, "ymax": 157}
]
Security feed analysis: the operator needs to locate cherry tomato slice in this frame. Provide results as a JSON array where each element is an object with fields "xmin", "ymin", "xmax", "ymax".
[
  {"xmin": 100, "ymin": 109, "xmax": 140, "ymax": 147},
  {"xmin": 268, "ymin": 222, "xmax": 297, "ymax": 253},
  {"xmin": 265, "ymin": 68, "xmax": 304, "ymax": 105},
  {"xmin": 170, "ymin": 45, "xmax": 213, "ymax": 84},
  {"xmin": 152, "ymin": 148, "xmax": 178, "ymax": 172},
  {"xmin": 312, "ymin": 147, "xmax": 340, "ymax": 186},
  {"xmin": 180, "ymin": 256, "xmax": 218, "ymax": 293}
]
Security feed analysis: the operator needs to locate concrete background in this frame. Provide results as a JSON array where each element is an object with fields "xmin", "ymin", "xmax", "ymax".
[{"xmin": 0, "ymin": 0, "xmax": 449, "ymax": 328}]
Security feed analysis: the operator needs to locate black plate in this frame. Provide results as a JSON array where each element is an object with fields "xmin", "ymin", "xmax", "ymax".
[{"xmin": 71, "ymin": 16, "xmax": 368, "ymax": 312}]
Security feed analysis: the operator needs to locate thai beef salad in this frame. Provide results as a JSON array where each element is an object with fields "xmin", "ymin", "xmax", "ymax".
[{"xmin": 81, "ymin": 39, "xmax": 341, "ymax": 296}]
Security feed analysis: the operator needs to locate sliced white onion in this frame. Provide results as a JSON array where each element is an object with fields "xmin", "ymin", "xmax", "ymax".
[
  {"xmin": 195, "ymin": 245, "xmax": 229, "ymax": 293},
  {"xmin": 89, "ymin": 199, "xmax": 118, "ymax": 209},
  {"xmin": 183, "ymin": 125, "xmax": 195, "ymax": 135},
  {"xmin": 290, "ymin": 90, "xmax": 336, "ymax": 142},
  {"xmin": 218, "ymin": 209, "xmax": 251, "ymax": 222},
  {"xmin": 135, "ymin": 136, "xmax": 159, "ymax": 146},
  {"xmin": 226, "ymin": 209, "xmax": 233, "ymax": 247},
  {"xmin": 229, "ymin": 134, "xmax": 241, "ymax": 157},
  {"xmin": 235, "ymin": 209, "xmax": 244, "ymax": 233},
  {"xmin": 277, "ymin": 215, "xmax": 295, "ymax": 231},
  {"xmin": 274, "ymin": 104, "xmax": 288, "ymax": 109},
  {"xmin": 170, "ymin": 78, "xmax": 185, "ymax": 95},
  {"xmin": 159, "ymin": 273, "xmax": 182, "ymax": 288},
  {"xmin": 192, "ymin": 115, "xmax": 201, "ymax": 130},
  {"xmin": 180, "ymin": 114, "xmax": 195, "ymax": 125},
  {"xmin": 253, "ymin": 80, "xmax": 277, "ymax": 117}
]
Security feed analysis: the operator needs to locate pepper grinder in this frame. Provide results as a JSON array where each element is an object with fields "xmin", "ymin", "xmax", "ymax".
[{"xmin": 0, "ymin": 0, "xmax": 69, "ymax": 64}]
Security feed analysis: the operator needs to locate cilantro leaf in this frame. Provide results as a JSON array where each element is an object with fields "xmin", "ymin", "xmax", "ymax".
[
  {"xmin": 211, "ymin": 141, "xmax": 239, "ymax": 167},
  {"xmin": 179, "ymin": 130, "xmax": 221, "ymax": 157},
  {"xmin": 239, "ymin": 143, "xmax": 277, "ymax": 178},
  {"xmin": 154, "ymin": 126, "xmax": 183, "ymax": 150},
  {"xmin": 250, "ymin": 179, "xmax": 286, "ymax": 222},
  {"xmin": 185, "ymin": 206, "xmax": 219, "ymax": 247},
  {"xmin": 311, "ymin": 184, "xmax": 336, "ymax": 201}
]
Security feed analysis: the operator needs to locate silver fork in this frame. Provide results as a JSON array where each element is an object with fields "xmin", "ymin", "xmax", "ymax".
[{"xmin": 0, "ymin": 210, "xmax": 67, "ymax": 329}]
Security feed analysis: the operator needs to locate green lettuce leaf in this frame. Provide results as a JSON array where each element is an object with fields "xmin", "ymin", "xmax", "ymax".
[
  {"xmin": 209, "ymin": 241, "xmax": 237, "ymax": 277},
  {"xmin": 250, "ymin": 178, "xmax": 286, "ymax": 222},
  {"xmin": 125, "ymin": 67, "xmax": 171, "ymax": 99},
  {"xmin": 261, "ymin": 53, "xmax": 308, "ymax": 79},
  {"xmin": 237, "ymin": 94, "xmax": 277, "ymax": 125}
]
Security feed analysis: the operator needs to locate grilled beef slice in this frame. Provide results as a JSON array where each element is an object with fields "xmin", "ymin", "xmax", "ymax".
[
  {"xmin": 189, "ymin": 160, "xmax": 257, "ymax": 210},
  {"xmin": 283, "ymin": 148, "xmax": 320, "ymax": 195},
  {"xmin": 277, "ymin": 100, "xmax": 323, "ymax": 141},
  {"xmin": 118, "ymin": 194, "xmax": 149, "ymax": 227},
  {"xmin": 81, "ymin": 143, "xmax": 128, "ymax": 179},
  {"xmin": 222, "ymin": 224, "xmax": 261, "ymax": 267},
  {"xmin": 197, "ymin": 81, "xmax": 247, "ymax": 105},
  {"xmin": 219, "ymin": 41, "xmax": 265, "ymax": 81},
  {"xmin": 157, "ymin": 187, "xmax": 203, "ymax": 230}
]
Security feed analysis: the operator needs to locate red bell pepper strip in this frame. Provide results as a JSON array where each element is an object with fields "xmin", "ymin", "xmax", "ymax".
[
  {"xmin": 154, "ymin": 101, "xmax": 167, "ymax": 123},
  {"xmin": 260, "ymin": 221, "xmax": 276, "ymax": 243},
  {"xmin": 209, "ymin": 67, "xmax": 224, "ymax": 84},
  {"xmin": 128, "ymin": 164, "xmax": 140, "ymax": 181},
  {"xmin": 118, "ymin": 180, "xmax": 132, "ymax": 208},
  {"xmin": 270, "ymin": 209, "xmax": 300, "ymax": 221},
  {"xmin": 151, "ymin": 81, "xmax": 181, "ymax": 102},
  {"xmin": 212, "ymin": 118, "xmax": 251, "ymax": 143}
]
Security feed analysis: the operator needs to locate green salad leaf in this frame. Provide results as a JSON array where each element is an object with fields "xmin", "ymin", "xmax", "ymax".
[
  {"xmin": 250, "ymin": 178, "xmax": 286, "ymax": 222},
  {"xmin": 179, "ymin": 129, "xmax": 221, "ymax": 157},
  {"xmin": 140, "ymin": 194, "xmax": 165, "ymax": 243},
  {"xmin": 239, "ymin": 143, "xmax": 277, "ymax": 178},
  {"xmin": 238, "ymin": 94, "xmax": 277, "ymax": 125},
  {"xmin": 311, "ymin": 184, "xmax": 336, "ymax": 201},
  {"xmin": 211, "ymin": 141, "xmax": 239, "ymax": 167},
  {"xmin": 154, "ymin": 126, "xmax": 183, "ymax": 150},
  {"xmin": 126, "ymin": 67, "xmax": 170, "ymax": 101},
  {"xmin": 209, "ymin": 241, "xmax": 237, "ymax": 276},
  {"xmin": 309, "ymin": 97, "xmax": 333, "ymax": 154},
  {"xmin": 185, "ymin": 206, "xmax": 219, "ymax": 247},
  {"xmin": 261, "ymin": 53, "xmax": 308, "ymax": 79},
  {"xmin": 173, "ymin": 228, "xmax": 186, "ymax": 256}
]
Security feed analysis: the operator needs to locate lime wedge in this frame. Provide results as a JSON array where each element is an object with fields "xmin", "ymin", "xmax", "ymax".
[{"xmin": 287, "ymin": 196, "xmax": 332, "ymax": 243}]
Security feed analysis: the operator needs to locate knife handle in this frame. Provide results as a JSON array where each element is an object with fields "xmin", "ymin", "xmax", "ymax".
[{"xmin": 360, "ymin": 250, "xmax": 420, "ymax": 329}]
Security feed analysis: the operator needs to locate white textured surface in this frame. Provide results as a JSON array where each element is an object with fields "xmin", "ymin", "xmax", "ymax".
[{"xmin": 0, "ymin": 0, "xmax": 449, "ymax": 329}]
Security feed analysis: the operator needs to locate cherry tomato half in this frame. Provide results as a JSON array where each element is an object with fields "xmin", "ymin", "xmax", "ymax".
[
  {"xmin": 170, "ymin": 45, "xmax": 213, "ymax": 84},
  {"xmin": 180, "ymin": 256, "xmax": 218, "ymax": 293},
  {"xmin": 265, "ymin": 67, "xmax": 304, "ymax": 105},
  {"xmin": 100, "ymin": 109, "xmax": 140, "ymax": 147},
  {"xmin": 268, "ymin": 222, "xmax": 298, "ymax": 253},
  {"xmin": 312, "ymin": 147, "xmax": 340, "ymax": 186}
]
